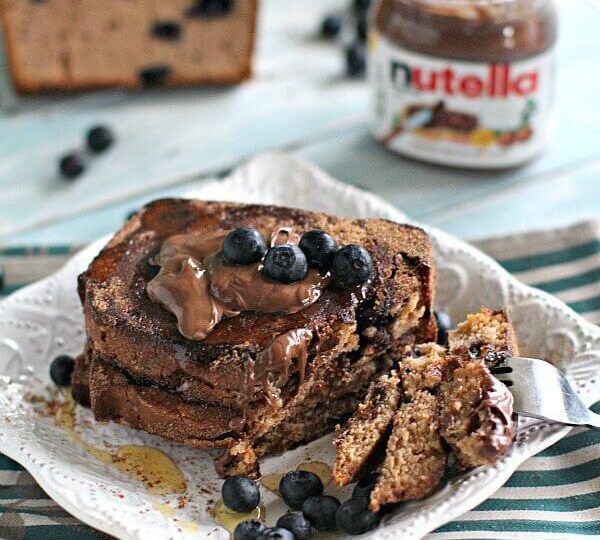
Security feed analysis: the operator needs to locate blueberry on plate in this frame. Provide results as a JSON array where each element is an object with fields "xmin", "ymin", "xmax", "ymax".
[
  {"xmin": 86, "ymin": 125, "xmax": 114, "ymax": 153},
  {"xmin": 234, "ymin": 519, "xmax": 266, "ymax": 540},
  {"xmin": 332, "ymin": 244, "xmax": 373, "ymax": 288},
  {"xmin": 223, "ymin": 227, "xmax": 267, "ymax": 265},
  {"xmin": 320, "ymin": 15, "xmax": 342, "ymax": 39},
  {"xmin": 221, "ymin": 475, "xmax": 260, "ymax": 513},
  {"xmin": 302, "ymin": 495, "xmax": 340, "ymax": 532},
  {"xmin": 59, "ymin": 152, "xmax": 85, "ymax": 179},
  {"xmin": 352, "ymin": 471, "xmax": 378, "ymax": 499},
  {"xmin": 298, "ymin": 230, "xmax": 338, "ymax": 272},
  {"xmin": 279, "ymin": 470, "xmax": 323, "ymax": 510},
  {"xmin": 345, "ymin": 43, "xmax": 366, "ymax": 78},
  {"xmin": 435, "ymin": 311, "xmax": 453, "ymax": 346},
  {"xmin": 276, "ymin": 511, "xmax": 311, "ymax": 540},
  {"xmin": 262, "ymin": 245, "xmax": 307, "ymax": 284},
  {"xmin": 336, "ymin": 497, "xmax": 380, "ymax": 535},
  {"xmin": 259, "ymin": 527, "xmax": 295, "ymax": 540},
  {"xmin": 0, "ymin": 264, "xmax": 5, "ymax": 291},
  {"xmin": 49, "ymin": 355, "xmax": 75, "ymax": 386}
]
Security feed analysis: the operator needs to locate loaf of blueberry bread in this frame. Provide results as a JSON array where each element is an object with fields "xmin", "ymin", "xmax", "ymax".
[{"xmin": 0, "ymin": 0, "xmax": 258, "ymax": 92}]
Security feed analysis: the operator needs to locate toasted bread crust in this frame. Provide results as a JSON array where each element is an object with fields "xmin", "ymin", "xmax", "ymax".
[
  {"xmin": 333, "ymin": 372, "xmax": 401, "ymax": 486},
  {"xmin": 80, "ymin": 199, "xmax": 436, "ymax": 410}
]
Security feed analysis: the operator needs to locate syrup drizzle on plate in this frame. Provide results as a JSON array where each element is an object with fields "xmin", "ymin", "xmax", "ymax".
[
  {"xmin": 213, "ymin": 499, "xmax": 265, "ymax": 532},
  {"xmin": 54, "ymin": 392, "xmax": 186, "ymax": 495}
]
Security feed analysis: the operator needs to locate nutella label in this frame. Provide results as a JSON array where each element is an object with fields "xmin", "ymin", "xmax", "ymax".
[{"xmin": 369, "ymin": 32, "xmax": 556, "ymax": 168}]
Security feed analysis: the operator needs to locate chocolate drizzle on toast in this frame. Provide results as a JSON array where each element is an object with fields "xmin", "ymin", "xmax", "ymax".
[{"xmin": 147, "ymin": 228, "xmax": 328, "ymax": 340}]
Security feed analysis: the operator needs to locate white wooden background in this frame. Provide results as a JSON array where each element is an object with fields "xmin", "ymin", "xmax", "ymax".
[{"xmin": 0, "ymin": 0, "xmax": 599, "ymax": 247}]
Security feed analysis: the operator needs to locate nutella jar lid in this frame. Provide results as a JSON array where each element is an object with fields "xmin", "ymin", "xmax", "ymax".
[{"xmin": 372, "ymin": 0, "xmax": 558, "ymax": 62}]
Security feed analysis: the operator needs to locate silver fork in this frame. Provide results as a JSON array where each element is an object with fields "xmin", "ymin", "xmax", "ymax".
[{"xmin": 490, "ymin": 357, "xmax": 600, "ymax": 430}]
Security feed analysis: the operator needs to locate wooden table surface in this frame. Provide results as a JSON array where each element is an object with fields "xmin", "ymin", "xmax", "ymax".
[{"xmin": 0, "ymin": 0, "xmax": 598, "ymax": 248}]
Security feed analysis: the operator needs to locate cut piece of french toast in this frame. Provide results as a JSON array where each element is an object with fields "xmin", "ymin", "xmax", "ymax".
[
  {"xmin": 440, "ymin": 308, "xmax": 519, "ymax": 468},
  {"xmin": 448, "ymin": 308, "xmax": 519, "ymax": 367},
  {"xmin": 76, "ymin": 198, "xmax": 437, "ymax": 476},
  {"xmin": 369, "ymin": 391, "xmax": 447, "ymax": 512},
  {"xmin": 439, "ymin": 360, "xmax": 515, "ymax": 468},
  {"xmin": 333, "ymin": 372, "xmax": 401, "ymax": 486}
]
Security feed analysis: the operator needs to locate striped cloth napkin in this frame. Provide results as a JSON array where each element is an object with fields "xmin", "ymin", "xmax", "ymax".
[{"xmin": 0, "ymin": 220, "xmax": 598, "ymax": 540}]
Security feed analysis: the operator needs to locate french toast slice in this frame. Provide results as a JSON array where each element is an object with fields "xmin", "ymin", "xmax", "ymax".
[
  {"xmin": 72, "ymin": 351, "xmax": 381, "ymax": 475},
  {"xmin": 77, "ymin": 199, "xmax": 437, "ymax": 476}
]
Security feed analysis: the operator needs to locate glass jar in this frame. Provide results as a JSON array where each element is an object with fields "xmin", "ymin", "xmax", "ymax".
[{"xmin": 368, "ymin": 0, "xmax": 558, "ymax": 168}]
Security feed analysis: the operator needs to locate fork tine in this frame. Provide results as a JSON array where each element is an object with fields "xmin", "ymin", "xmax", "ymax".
[{"xmin": 498, "ymin": 356, "xmax": 599, "ymax": 429}]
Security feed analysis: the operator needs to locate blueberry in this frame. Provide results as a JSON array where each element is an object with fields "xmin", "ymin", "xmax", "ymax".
[
  {"xmin": 332, "ymin": 244, "xmax": 373, "ymax": 288},
  {"xmin": 222, "ymin": 227, "xmax": 267, "ymax": 265},
  {"xmin": 49, "ymin": 355, "xmax": 75, "ymax": 386},
  {"xmin": 279, "ymin": 470, "xmax": 323, "ymax": 510},
  {"xmin": 234, "ymin": 519, "xmax": 266, "ymax": 540},
  {"xmin": 435, "ymin": 311, "xmax": 453, "ymax": 346},
  {"xmin": 59, "ymin": 153, "xmax": 85, "ymax": 179},
  {"xmin": 357, "ymin": 16, "xmax": 367, "ymax": 42},
  {"xmin": 221, "ymin": 475, "xmax": 260, "ymax": 513},
  {"xmin": 298, "ymin": 230, "xmax": 338, "ymax": 272},
  {"xmin": 346, "ymin": 43, "xmax": 366, "ymax": 78},
  {"xmin": 138, "ymin": 65, "xmax": 171, "ymax": 87},
  {"xmin": 187, "ymin": 0, "xmax": 234, "ymax": 18},
  {"xmin": 302, "ymin": 495, "xmax": 339, "ymax": 532},
  {"xmin": 86, "ymin": 125, "xmax": 114, "ymax": 153},
  {"xmin": 151, "ymin": 21, "xmax": 182, "ymax": 41},
  {"xmin": 259, "ymin": 528, "xmax": 294, "ymax": 540},
  {"xmin": 336, "ymin": 498, "xmax": 380, "ymax": 535},
  {"xmin": 320, "ymin": 15, "xmax": 341, "ymax": 39},
  {"xmin": 0, "ymin": 264, "xmax": 5, "ymax": 292},
  {"xmin": 262, "ymin": 245, "xmax": 307, "ymax": 284},
  {"xmin": 352, "ymin": 471, "xmax": 378, "ymax": 499},
  {"xmin": 353, "ymin": 0, "xmax": 371, "ymax": 13},
  {"xmin": 276, "ymin": 511, "xmax": 311, "ymax": 540}
]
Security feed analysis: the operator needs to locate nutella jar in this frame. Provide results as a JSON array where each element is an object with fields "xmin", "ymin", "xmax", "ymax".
[{"xmin": 369, "ymin": 0, "xmax": 558, "ymax": 168}]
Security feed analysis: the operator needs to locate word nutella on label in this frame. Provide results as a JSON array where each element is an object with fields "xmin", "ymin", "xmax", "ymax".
[{"xmin": 369, "ymin": 0, "xmax": 558, "ymax": 169}]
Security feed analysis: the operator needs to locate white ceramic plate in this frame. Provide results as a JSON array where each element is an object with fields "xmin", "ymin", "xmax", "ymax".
[{"xmin": 0, "ymin": 153, "xmax": 598, "ymax": 540}]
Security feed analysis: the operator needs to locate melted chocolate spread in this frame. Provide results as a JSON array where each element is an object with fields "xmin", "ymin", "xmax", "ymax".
[
  {"xmin": 147, "ymin": 228, "xmax": 330, "ymax": 340},
  {"xmin": 231, "ymin": 328, "xmax": 314, "ymax": 431},
  {"xmin": 480, "ymin": 374, "xmax": 515, "ymax": 456},
  {"xmin": 147, "ymin": 227, "xmax": 325, "ymax": 432}
]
